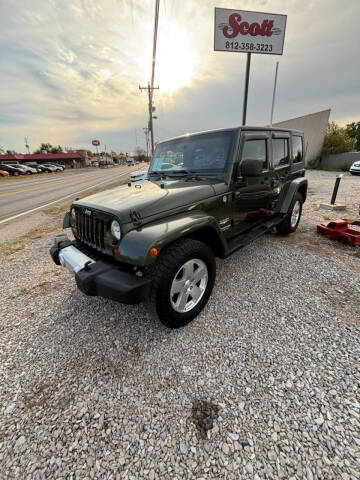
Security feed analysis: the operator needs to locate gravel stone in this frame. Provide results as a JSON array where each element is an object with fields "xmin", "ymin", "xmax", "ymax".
[
  {"xmin": 0, "ymin": 171, "xmax": 359, "ymax": 479},
  {"xmin": 14, "ymin": 436, "xmax": 26, "ymax": 448},
  {"xmin": 180, "ymin": 443, "xmax": 188, "ymax": 455},
  {"xmin": 4, "ymin": 403, "xmax": 15, "ymax": 415}
]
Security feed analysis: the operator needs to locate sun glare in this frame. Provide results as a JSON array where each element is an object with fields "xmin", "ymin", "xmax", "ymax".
[{"xmin": 155, "ymin": 26, "xmax": 198, "ymax": 94}]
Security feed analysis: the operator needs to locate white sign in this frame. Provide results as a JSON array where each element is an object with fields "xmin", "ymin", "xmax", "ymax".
[{"xmin": 214, "ymin": 8, "xmax": 287, "ymax": 55}]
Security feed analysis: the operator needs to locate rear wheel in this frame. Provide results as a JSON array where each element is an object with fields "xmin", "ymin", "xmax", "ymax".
[
  {"xmin": 149, "ymin": 238, "xmax": 216, "ymax": 328},
  {"xmin": 276, "ymin": 192, "xmax": 303, "ymax": 235},
  {"xmin": 14, "ymin": 171, "xmax": 19, "ymax": 176}
]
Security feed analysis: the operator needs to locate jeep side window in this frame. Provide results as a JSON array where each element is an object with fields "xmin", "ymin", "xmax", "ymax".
[
  {"xmin": 292, "ymin": 136, "xmax": 303, "ymax": 163},
  {"xmin": 242, "ymin": 139, "xmax": 267, "ymax": 170},
  {"xmin": 272, "ymin": 138, "xmax": 289, "ymax": 168}
]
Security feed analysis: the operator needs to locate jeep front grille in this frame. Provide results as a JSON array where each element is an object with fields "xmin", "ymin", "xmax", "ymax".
[{"xmin": 75, "ymin": 210, "xmax": 105, "ymax": 250}]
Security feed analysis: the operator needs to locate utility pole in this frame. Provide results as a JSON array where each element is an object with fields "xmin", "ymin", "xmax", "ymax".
[
  {"xmin": 139, "ymin": 0, "xmax": 160, "ymax": 156},
  {"xmin": 143, "ymin": 127, "xmax": 150, "ymax": 160},
  {"xmin": 24, "ymin": 137, "xmax": 30, "ymax": 154},
  {"xmin": 139, "ymin": 83, "xmax": 159, "ymax": 155}
]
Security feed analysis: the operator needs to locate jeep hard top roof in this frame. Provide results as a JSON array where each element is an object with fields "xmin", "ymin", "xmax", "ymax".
[{"xmin": 157, "ymin": 126, "xmax": 303, "ymax": 145}]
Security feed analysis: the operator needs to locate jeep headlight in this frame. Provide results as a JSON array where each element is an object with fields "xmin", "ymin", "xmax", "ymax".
[
  {"xmin": 71, "ymin": 207, "xmax": 76, "ymax": 225},
  {"xmin": 111, "ymin": 220, "xmax": 121, "ymax": 240}
]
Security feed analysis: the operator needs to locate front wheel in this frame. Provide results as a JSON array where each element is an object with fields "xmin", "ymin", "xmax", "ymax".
[
  {"xmin": 149, "ymin": 238, "xmax": 216, "ymax": 328},
  {"xmin": 276, "ymin": 192, "xmax": 303, "ymax": 235}
]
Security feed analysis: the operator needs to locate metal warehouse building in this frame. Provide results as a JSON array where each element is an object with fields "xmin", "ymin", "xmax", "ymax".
[{"xmin": 273, "ymin": 109, "xmax": 331, "ymax": 164}]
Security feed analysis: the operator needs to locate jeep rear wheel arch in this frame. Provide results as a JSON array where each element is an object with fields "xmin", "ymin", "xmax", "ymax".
[
  {"xmin": 278, "ymin": 178, "xmax": 308, "ymax": 214},
  {"xmin": 276, "ymin": 192, "xmax": 303, "ymax": 235}
]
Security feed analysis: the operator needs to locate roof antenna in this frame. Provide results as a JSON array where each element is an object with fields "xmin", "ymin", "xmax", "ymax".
[{"xmin": 270, "ymin": 61, "xmax": 279, "ymax": 127}]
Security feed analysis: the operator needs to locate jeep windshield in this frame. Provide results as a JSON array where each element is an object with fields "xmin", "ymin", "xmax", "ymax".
[{"xmin": 149, "ymin": 130, "xmax": 235, "ymax": 180}]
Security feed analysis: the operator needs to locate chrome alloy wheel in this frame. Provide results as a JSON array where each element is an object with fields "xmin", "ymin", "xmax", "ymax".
[
  {"xmin": 170, "ymin": 258, "xmax": 208, "ymax": 313},
  {"xmin": 290, "ymin": 200, "xmax": 301, "ymax": 229}
]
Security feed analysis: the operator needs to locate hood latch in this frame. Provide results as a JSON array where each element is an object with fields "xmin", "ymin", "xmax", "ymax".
[{"xmin": 130, "ymin": 210, "xmax": 142, "ymax": 227}]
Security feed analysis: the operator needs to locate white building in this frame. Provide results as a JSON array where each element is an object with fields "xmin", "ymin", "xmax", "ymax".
[{"xmin": 273, "ymin": 109, "xmax": 330, "ymax": 164}]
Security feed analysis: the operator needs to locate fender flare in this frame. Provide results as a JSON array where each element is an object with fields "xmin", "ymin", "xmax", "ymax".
[
  {"xmin": 278, "ymin": 178, "xmax": 308, "ymax": 214},
  {"xmin": 117, "ymin": 212, "xmax": 226, "ymax": 266}
]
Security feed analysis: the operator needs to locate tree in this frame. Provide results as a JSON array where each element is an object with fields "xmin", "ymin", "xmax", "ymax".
[
  {"xmin": 345, "ymin": 121, "xmax": 360, "ymax": 151},
  {"xmin": 321, "ymin": 122, "xmax": 354, "ymax": 156},
  {"xmin": 34, "ymin": 143, "xmax": 63, "ymax": 154},
  {"xmin": 134, "ymin": 147, "xmax": 146, "ymax": 162},
  {"xmin": 100, "ymin": 151, "xmax": 111, "ymax": 158}
]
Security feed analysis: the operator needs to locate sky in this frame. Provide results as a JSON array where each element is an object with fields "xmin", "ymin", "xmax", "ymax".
[{"xmin": 0, "ymin": 0, "xmax": 359, "ymax": 154}]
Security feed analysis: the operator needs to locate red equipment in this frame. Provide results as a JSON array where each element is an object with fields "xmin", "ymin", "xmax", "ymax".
[{"xmin": 317, "ymin": 219, "xmax": 360, "ymax": 246}]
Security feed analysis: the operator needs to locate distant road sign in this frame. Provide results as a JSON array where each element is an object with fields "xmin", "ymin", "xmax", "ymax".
[
  {"xmin": 214, "ymin": 8, "xmax": 287, "ymax": 55},
  {"xmin": 92, "ymin": 140, "xmax": 100, "ymax": 146}
]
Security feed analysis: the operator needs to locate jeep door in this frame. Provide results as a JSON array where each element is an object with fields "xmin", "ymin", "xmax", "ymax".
[
  {"xmin": 268, "ymin": 132, "xmax": 292, "ymax": 204},
  {"xmin": 230, "ymin": 131, "xmax": 273, "ymax": 236}
]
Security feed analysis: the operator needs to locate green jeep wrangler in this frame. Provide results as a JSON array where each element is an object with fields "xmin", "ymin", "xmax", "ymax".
[{"xmin": 50, "ymin": 127, "xmax": 307, "ymax": 328}]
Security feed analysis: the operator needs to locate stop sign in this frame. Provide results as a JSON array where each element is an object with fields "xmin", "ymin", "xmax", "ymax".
[{"xmin": 92, "ymin": 139, "xmax": 100, "ymax": 146}]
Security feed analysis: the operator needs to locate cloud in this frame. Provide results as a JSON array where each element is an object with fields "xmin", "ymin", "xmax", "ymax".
[{"xmin": 0, "ymin": 0, "xmax": 359, "ymax": 152}]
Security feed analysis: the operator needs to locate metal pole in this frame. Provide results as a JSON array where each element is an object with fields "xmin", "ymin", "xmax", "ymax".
[
  {"xmin": 270, "ymin": 61, "xmax": 279, "ymax": 127},
  {"xmin": 242, "ymin": 53, "xmax": 251, "ymax": 126},
  {"xmin": 330, "ymin": 174, "xmax": 343, "ymax": 205},
  {"xmin": 148, "ymin": 83, "xmax": 155, "ymax": 155}
]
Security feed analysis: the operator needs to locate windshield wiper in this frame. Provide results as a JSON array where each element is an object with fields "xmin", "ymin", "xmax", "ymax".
[
  {"xmin": 148, "ymin": 170, "xmax": 167, "ymax": 179},
  {"xmin": 165, "ymin": 169, "xmax": 201, "ymax": 180}
]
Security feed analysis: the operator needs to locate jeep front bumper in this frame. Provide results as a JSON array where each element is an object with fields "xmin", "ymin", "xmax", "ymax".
[{"xmin": 50, "ymin": 235, "xmax": 151, "ymax": 304}]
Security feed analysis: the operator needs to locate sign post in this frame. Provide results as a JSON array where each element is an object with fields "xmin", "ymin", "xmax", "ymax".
[
  {"xmin": 242, "ymin": 53, "xmax": 251, "ymax": 126},
  {"xmin": 214, "ymin": 8, "xmax": 287, "ymax": 125},
  {"xmin": 92, "ymin": 139, "xmax": 100, "ymax": 157}
]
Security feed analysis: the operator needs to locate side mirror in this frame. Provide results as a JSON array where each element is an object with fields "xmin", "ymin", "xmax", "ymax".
[{"xmin": 239, "ymin": 159, "xmax": 263, "ymax": 177}]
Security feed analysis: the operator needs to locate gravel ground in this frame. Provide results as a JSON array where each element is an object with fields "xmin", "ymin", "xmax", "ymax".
[{"xmin": 0, "ymin": 170, "xmax": 359, "ymax": 479}]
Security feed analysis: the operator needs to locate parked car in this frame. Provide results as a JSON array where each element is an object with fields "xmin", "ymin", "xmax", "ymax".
[
  {"xmin": 349, "ymin": 161, "xmax": 360, "ymax": 175},
  {"xmin": 42, "ymin": 163, "xmax": 63, "ymax": 172},
  {"xmin": 0, "ymin": 169, "xmax": 10, "ymax": 177},
  {"xmin": 130, "ymin": 169, "xmax": 148, "ymax": 182},
  {"xmin": 51, "ymin": 126, "xmax": 307, "ymax": 328},
  {"xmin": 0, "ymin": 164, "xmax": 25, "ymax": 176},
  {"xmin": 6, "ymin": 164, "xmax": 38, "ymax": 175},
  {"xmin": 31, "ymin": 165, "xmax": 44, "ymax": 173},
  {"xmin": 50, "ymin": 163, "xmax": 65, "ymax": 170},
  {"xmin": 35, "ymin": 165, "xmax": 54, "ymax": 173}
]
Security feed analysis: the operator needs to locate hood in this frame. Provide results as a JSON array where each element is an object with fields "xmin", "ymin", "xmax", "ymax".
[{"xmin": 75, "ymin": 179, "xmax": 216, "ymax": 223}]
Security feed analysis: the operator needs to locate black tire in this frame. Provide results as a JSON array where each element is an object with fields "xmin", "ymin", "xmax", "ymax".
[
  {"xmin": 148, "ymin": 238, "xmax": 216, "ymax": 328},
  {"xmin": 14, "ymin": 171, "xmax": 19, "ymax": 176},
  {"xmin": 276, "ymin": 192, "xmax": 303, "ymax": 235}
]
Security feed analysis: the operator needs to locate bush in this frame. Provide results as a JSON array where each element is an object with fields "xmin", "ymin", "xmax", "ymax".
[{"xmin": 322, "ymin": 122, "xmax": 354, "ymax": 156}]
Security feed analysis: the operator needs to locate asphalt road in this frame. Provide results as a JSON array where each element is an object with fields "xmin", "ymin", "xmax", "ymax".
[{"xmin": 0, "ymin": 165, "xmax": 143, "ymax": 224}]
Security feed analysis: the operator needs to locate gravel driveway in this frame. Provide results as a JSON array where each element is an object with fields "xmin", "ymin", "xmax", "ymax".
[{"xmin": 0, "ymin": 171, "xmax": 359, "ymax": 479}]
